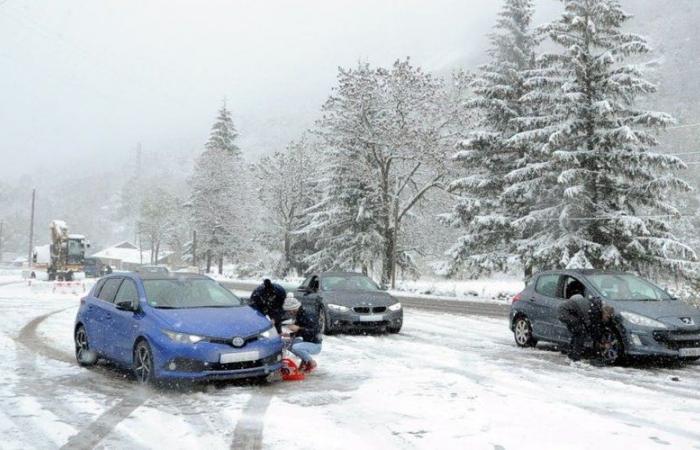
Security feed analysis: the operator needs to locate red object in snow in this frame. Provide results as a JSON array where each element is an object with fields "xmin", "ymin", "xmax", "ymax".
[{"xmin": 281, "ymin": 358, "xmax": 305, "ymax": 381}]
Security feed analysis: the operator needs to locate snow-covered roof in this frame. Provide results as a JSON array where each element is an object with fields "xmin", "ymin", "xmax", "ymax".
[{"xmin": 90, "ymin": 241, "xmax": 173, "ymax": 265}]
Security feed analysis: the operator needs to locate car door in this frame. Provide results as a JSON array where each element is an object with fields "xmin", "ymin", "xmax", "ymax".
[
  {"xmin": 109, "ymin": 278, "xmax": 141, "ymax": 364},
  {"xmin": 528, "ymin": 273, "xmax": 564, "ymax": 341},
  {"xmin": 92, "ymin": 277, "xmax": 124, "ymax": 357}
]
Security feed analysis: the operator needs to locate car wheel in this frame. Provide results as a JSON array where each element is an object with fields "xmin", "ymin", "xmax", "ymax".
[
  {"xmin": 319, "ymin": 305, "xmax": 335, "ymax": 335},
  {"xmin": 387, "ymin": 322, "xmax": 402, "ymax": 333},
  {"xmin": 600, "ymin": 328, "xmax": 625, "ymax": 365},
  {"xmin": 75, "ymin": 325, "xmax": 97, "ymax": 366},
  {"xmin": 133, "ymin": 341, "xmax": 155, "ymax": 385},
  {"xmin": 513, "ymin": 316, "xmax": 537, "ymax": 347}
]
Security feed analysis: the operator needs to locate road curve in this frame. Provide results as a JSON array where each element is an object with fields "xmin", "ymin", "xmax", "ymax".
[{"xmin": 220, "ymin": 281, "xmax": 511, "ymax": 319}]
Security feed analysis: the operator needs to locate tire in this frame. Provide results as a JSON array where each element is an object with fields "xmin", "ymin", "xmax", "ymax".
[
  {"xmin": 600, "ymin": 328, "xmax": 625, "ymax": 365},
  {"xmin": 75, "ymin": 325, "xmax": 97, "ymax": 366},
  {"xmin": 387, "ymin": 321, "xmax": 402, "ymax": 334},
  {"xmin": 319, "ymin": 305, "xmax": 336, "ymax": 335},
  {"xmin": 133, "ymin": 340, "xmax": 155, "ymax": 385},
  {"xmin": 513, "ymin": 316, "xmax": 537, "ymax": 347}
]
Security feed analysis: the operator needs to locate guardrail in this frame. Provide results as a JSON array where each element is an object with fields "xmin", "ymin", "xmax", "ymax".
[{"xmin": 219, "ymin": 280, "xmax": 510, "ymax": 319}]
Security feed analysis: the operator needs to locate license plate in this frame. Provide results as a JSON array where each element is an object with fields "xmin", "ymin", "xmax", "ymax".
[
  {"xmin": 220, "ymin": 350, "xmax": 260, "ymax": 364},
  {"xmin": 679, "ymin": 348, "xmax": 700, "ymax": 357},
  {"xmin": 359, "ymin": 314, "xmax": 384, "ymax": 322}
]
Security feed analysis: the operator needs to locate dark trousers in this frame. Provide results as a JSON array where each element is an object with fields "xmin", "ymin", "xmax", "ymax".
[{"xmin": 565, "ymin": 323, "xmax": 587, "ymax": 361}]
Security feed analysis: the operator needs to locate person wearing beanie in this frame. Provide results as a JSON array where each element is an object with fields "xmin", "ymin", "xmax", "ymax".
[
  {"xmin": 283, "ymin": 295, "xmax": 322, "ymax": 372},
  {"xmin": 250, "ymin": 278, "xmax": 287, "ymax": 333}
]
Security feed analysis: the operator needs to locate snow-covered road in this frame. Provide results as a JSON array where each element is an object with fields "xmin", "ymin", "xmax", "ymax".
[{"xmin": 1, "ymin": 281, "xmax": 700, "ymax": 450}]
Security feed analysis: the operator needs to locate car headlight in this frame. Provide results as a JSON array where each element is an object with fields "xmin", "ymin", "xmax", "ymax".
[
  {"xmin": 619, "ymin": 312, "xmax": 667, "ymax": 329},
  {"xmin": 259, "ymin": 326, "xmax": 278, "ymax": 339},
  {"xmin": 327, "ymin": 303, "xmax": 350, "ymax": 312},
  {"xmin": 388, "ymin": 302, "xmax": 402, "ymax": 311},
  {"xmin": 162, "ymin": 330, "xmax": 206, "ymax": 344}
]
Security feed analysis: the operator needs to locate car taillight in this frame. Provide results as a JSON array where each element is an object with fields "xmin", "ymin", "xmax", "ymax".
[{"xmin": 512, "ymin": 292, "xmax": 523, "ymax": 304}]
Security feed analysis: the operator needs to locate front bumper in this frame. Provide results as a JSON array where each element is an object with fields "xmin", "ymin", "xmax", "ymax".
[
  {"xmin": 150, "ymin": 335, "xmax": 284, "ymax": 380},
  {"xmin": 327, "ymin": 307, "xmax": 403, "ymax": 330},
  {"xmin": 622, "ymin": 327, "xmax": 700, "ymax": 358}
]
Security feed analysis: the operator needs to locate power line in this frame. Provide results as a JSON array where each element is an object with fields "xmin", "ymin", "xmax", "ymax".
[{"xmin": 667, "ymin": 123, "xmax": 700, "ymax": 131}]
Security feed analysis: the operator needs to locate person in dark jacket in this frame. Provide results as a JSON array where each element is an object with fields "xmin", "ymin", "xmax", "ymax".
[
  {"xmin": 558, "ymin": 292, "xmax": 615, "ymax": 363},
  {"xmin": 250, "ymin": 279, "xmax": 286, "ymax": 333},
  {"xmin": 283, "ymin": 296, "xmax": 322, "ymax": 372}
]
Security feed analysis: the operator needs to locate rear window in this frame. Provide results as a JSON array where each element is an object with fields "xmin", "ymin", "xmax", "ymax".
[
  {"xmin": 535, "ymin": 274, "xmax": 559, "ymax": 298},
  {"xmin": 98, "ymin": 278, "xmax": 123, "ymax": 303}
]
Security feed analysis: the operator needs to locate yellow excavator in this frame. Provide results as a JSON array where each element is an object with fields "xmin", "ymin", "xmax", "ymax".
[{"xmin": 47, "ymin": 220, "xmax": 89, "ymax": 281}]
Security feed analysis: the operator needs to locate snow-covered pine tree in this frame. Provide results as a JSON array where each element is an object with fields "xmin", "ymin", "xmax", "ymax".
[
  {"xmin": 511, "ymin": 0, "xmax": 697, "ymax": 279},
  {"xmin": 443, "ymin": 0, "xmax": 538, "ymax": 277},
  {"xmin": 190, "ymin": 103, "xmax": 248, "ymax": 274}
]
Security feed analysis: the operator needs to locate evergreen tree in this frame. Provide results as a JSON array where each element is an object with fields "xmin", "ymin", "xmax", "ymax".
[
  {"xmin": 511, "ymin": 0, "xmax": 697, "ymax": 278},
  {"xmin": 190, "ymin": 103, "xmax": 248, "ymax": 274},
  {"xmin": 442, "ymin": 0, "xmax": 538, "ymax": 277}
]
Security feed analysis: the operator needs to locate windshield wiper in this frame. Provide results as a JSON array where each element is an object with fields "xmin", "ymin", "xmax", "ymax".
[{"xmin": 154, "ymin": 305, "xmax": 179, "ymax": 309}]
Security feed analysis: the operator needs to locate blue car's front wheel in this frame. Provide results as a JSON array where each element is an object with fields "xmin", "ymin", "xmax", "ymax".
[{"xmin": 134, "ymin": 341, "xmax": 155, "ymax": 385}]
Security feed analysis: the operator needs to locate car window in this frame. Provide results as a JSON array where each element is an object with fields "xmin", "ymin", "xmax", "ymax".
[
  {"xmin": 143, "ymin": 278, "xmax": 242, "ymax": 308},
  {"xmin": 98, "ymin": 278, "xmax": 123, "ymax": 303},
  {"xmin": 535, "ymin": 274, "xmax": 559, "ymax": 298},
  {"xmin": 309, "ymin": 276, "xmax": 320, "ymax": 292},
  {"xmin": 114, "ymin": 279, "xmax": 139, "ymax": 304},
  {"xmin": 321, "ymin": 275, "xmax": 380, "ymax": 291},
  {"xmin": 561, "ymin": 276, "xmax": 587, "ymax": 299},
  {"xmin": 299, "ymin": 276, "xmax": 312, "ymax": 289},
  {"xmin": 92, "ymin": 279, "xmax": 106, "ymax": 297},
  {"xmin": 587, "ymin": 274, "xmax": 672, "ymax": 301}
]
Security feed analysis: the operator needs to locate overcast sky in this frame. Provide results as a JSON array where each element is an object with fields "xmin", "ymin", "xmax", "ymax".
[{"xmin": 0, "ymin": 0, "xmax": 560, "ymax": 180}]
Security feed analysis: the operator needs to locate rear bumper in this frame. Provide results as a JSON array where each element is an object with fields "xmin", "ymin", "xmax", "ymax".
[{"xmin": 328, "ymin": 308, "xmax": 403, "ymax": 330}]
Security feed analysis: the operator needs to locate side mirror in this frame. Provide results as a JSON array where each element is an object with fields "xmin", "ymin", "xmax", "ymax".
[
  {"xmin": 297, "ymin": 287, "xmax": 311, "ymax": 295},
  {"xmin": 116, "ymin": 300, "xmax": 137, "ymax": 311}
]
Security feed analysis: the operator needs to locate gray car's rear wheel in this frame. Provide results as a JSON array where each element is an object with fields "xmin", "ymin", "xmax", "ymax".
[{"xmin": 514, "ymin": 316, "xmax": 537, "ymax": 347}]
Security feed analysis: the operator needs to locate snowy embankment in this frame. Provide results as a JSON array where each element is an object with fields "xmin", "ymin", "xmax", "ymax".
[{"xmin": 207, "ymin": 272, "xmax": 523, "ymax": 304}]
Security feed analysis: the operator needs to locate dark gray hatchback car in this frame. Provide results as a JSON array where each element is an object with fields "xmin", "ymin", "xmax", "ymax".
[
  {"xmin": 295, "ymin": 272, "xmax": 403, "ymax": 334},
  {"xmin": 510, "ymin": 269, "xmax": 700, "ymax": 364}
]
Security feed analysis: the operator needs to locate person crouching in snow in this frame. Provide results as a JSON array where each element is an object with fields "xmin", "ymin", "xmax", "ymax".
[
  {"xmin": 283, "ymin": 296, "xmax": 322, "ymax": 372},
  {"xmin": 558, "ymin": 293, "xmax": 615, "ymax": 365}
]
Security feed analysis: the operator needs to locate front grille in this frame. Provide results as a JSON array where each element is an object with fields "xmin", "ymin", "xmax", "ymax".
[
  {"xmin": 354, "ymin": 307, "xmax": 370, "ymax": 314},
  {"xmin": 372, "ymin": 306, "xmax": 386, "ymax": 313},
  {"xmin": 653, "ymin": 330, "xmax": 700, "ymax": 350},
  {"xmin": 211, "ymin": 353, "xmax": 280, "ymax": 371},
  {"xmin": 209, "ymin": 336, "xmax": 259, "ymax": 347}
]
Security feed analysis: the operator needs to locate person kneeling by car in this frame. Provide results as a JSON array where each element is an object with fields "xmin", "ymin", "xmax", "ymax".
[
  {"xmin": 283, "ymin": 296, "xmax": 322, "ymax": 372},
  {"xmin": 558, "ymin": 294, "xmax": 615, "ymax": 365}
]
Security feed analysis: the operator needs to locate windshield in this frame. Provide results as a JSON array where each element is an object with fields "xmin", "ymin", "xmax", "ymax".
[
  {"xmin": 143, "ymin": 279, "xmax": 242, "ymax": 308},
  {"xmin": 321, "ymin": 275, "xmax": 380, "ymax": 292},
  {"xmin": 587, "ymin": 274, "xmax": 673, "ymax": 302},
  {"xmin": 67, "ymin": 239, "xmax": 83, "ymax": 256}
]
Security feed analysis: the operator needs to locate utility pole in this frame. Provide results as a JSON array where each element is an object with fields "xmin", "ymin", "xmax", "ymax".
[
  {"xmin": 27, "ymin": 189, "xmax": 36, "ymax": 268},
  {"xmin": 192, "ymin": 230, "xmax": 197, "ymax": 268}
]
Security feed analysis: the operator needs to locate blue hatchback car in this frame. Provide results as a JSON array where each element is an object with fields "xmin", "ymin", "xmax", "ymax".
[{"xmin": 74, "ymin": 272, "xmax": 283, "ymax": 384}]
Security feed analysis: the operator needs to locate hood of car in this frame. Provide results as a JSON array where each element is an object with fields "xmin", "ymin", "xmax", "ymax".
[
  {"xmin": 322, "ymin": 289, "xmax": 396, "ymax": 307},
  {"xmin": 608, "ymin": 300, "xmax": 700, "ymax": 325},
  {"xmin": 151, "ymin": 305, "xmax": 271, "ymax": 339}
]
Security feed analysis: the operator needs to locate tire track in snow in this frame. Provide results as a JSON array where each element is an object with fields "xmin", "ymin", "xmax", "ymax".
[{"xmin": 15, "ymin": 307, "xmax": 150, "ymax": 449}]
